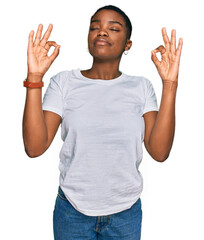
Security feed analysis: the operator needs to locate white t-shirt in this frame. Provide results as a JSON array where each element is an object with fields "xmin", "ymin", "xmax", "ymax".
[{"xmin": 42, "ymin": 68, "xmax": 158, "ymax": 216}]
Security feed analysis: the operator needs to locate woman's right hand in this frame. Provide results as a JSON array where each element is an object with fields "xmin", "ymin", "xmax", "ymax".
[{"xmin": 27, "ymin": 24, "xmax": 60, "ymax": 82}]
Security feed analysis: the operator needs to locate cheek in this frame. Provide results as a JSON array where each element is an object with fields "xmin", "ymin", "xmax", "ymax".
[
  {"xmin": 87, "ymin": 33, "xmax": 95, "ymax": 50},
  {"xmin": 114, "ymin": 37, "xmax": 127, "ymax": 52}
]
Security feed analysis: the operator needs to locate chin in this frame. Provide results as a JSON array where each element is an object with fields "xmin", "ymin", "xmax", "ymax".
[{"xmin": 89, "ymin": 50, "xmax": 122, "ymax": 61}]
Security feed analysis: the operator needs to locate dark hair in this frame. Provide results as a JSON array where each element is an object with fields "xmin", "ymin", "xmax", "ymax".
[{"xmin": 91, "ymin": 5, "xmax": 132, "ymax": 39}]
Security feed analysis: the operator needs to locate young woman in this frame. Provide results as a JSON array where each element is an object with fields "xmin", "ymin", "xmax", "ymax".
[{"xmin": 23, "ymin": 5, "xmax": 183, "ymax": 240}]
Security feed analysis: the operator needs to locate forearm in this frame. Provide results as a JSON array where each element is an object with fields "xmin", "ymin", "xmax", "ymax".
[
  {"xmin": 148, "ymin": 81, "xmax": 177, "ymax": 161},
  {"xmin": 22, "ymin": 78, "xmax": 48, "ymax": 157}
]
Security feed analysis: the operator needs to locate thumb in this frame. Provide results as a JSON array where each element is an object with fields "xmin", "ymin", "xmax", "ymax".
[{"xmin": 49, "ymin": 45, "xmax": 61, "ymax": 63}]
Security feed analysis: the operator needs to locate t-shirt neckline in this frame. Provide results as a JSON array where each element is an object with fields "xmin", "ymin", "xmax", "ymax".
[{"xmin": 75, "ymin": 68, "xmax": 125, "ymax": 85}]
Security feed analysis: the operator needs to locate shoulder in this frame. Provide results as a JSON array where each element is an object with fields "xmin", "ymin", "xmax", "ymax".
[
  {"xmin": 124, "ymin": 72, "xmax": 150, "ymax": 83},
  {"xmin": 123, "ymin": 73, "xmax": 157, "ymax": 102},
  {"xmin": 124, "ymin": 73, "xmax": 153, "ymax": 89},
  {"xmin": 50, "ymin": 70, "xmax": 72, "ymax": 84},
  {"xmin": 48, "ymin": 69, "xmax": 75, "ymax": 92}
]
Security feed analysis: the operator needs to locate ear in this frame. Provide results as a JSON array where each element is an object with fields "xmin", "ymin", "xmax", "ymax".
[{"xmin": 125, "ymin": 40, "xmax": 132, "ymax": 51}]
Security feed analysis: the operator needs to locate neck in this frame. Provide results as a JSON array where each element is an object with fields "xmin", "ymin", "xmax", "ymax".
[{"xmin": 81, "ymin": 58, "xmax": 122, "ymax": 80}]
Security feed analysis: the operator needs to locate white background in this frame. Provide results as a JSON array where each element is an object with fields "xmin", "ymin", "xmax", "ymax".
[{"xmin": 1, "ymin": 0, "xmax": 204, "ymax": 239}]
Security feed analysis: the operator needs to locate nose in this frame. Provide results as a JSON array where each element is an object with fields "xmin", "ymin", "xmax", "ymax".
[{"xmin": 97, "ymin": 29, "xmax": 108, "ymax": 37}]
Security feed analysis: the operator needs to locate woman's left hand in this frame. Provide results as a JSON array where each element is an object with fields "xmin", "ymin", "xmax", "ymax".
[{"xmin": 151, "ymin": 28, "xmax": 183, "ymax": 83}]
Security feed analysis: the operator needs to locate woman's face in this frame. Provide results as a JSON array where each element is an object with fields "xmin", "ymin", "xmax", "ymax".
[{"xmin": 88, "ymin": 9, "xmax": 132, "ymax": 61}]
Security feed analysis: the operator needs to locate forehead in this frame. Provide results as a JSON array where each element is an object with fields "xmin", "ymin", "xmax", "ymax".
[{"xmin": 91, "ymin": 9, "xmax": 126, "ymax": 25}]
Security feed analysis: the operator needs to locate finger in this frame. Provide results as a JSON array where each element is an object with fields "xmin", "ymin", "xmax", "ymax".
[
  {"xmin": 28, "ymin": 30, "xmax": 34, "ymax": 48},
  {"xmin": 162, "ymin": 27, "xmax": 170, "ymax": 52},
  {"xmin": 49, "ymin": 45, "xmax": 61, "ymax": 63},
  {"xmin": 153, "ymin": 45, "xmax": 166, "ymax": 55},
  {"xmin": 176, "ymin": 38, "xmax": 183, "ymax": 60},
  {"xmin": 34, "ymin": 24, "xmax": 43, "ymax": 46},
  {"xmin": 151, "ymin": 50, "xmax": 161, "ymax": 68},
  {"xmin": 40, "ymin": 24, "xmax": 53, "ymax": 47},
  {"xmin": 170, "ymin": 29, "xmax": 176, "ymax": 53},
  {"xmin": 44, "ymin": 41, "xmax": 58, "ymax": 51}
]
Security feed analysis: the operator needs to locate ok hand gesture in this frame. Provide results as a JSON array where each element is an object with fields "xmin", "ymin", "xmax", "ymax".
[
  {"xmin": 151, "ymin": 28, "xmax": 183, "ymax": 84},
  {"xmin": 27, "ymin": 24, "xmax": 60, "ymax": 81}
]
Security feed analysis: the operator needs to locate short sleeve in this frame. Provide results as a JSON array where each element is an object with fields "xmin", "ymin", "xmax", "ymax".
[
  {"xmin": 143, "ymin": 77, "xmax": 158, "ymax": 115},
  {"xmin": 42, "ymin": 74, "xmax": 63, "ymax": 118}
]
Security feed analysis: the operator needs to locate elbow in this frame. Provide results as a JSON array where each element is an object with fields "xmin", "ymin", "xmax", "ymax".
[
  {"xmin": 146, "ymin": 143, "xmax": 170, "ymax": 162},
  {"xmin": 152, "ymin": 153, "xmax": 170, "ymax": 163},
  {"xmin": 23, "ymin": 135, "xmax": 49, "ymax": 158},
  {"xmin": 147, "ymin": 146, "xmax": 170, "ymax": 162},
  {"xmin": 25, "ymin": 148, "xmax": 41, "ymax": 158},
  {"xmin": 24, "ymin": 146, "xmax": 46, "ymax": 158}
]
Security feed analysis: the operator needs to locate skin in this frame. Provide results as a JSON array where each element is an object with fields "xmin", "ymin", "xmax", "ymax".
[
  {"xmin": 22, "ymin": 9, "xmax": 183, "ymax": 161},
  {"xmin": 81, "ymin": 10, "xmax": 132, "ymax": 80}
]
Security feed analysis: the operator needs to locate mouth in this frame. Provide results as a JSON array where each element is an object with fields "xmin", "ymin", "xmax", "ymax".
[{"xmin": 94, "ymin": 38, "xmax": 112, "ymax": 46}]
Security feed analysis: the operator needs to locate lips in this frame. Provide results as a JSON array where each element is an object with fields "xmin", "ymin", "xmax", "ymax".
[{"xmin": 94, "ymin": 38, "xmax": 112, "ymax": 46}]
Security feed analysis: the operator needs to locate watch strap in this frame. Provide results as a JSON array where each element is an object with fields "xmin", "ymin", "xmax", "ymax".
[{"xmin": 23, "ymin": 80, "xmax": 44, "ymax": 88}]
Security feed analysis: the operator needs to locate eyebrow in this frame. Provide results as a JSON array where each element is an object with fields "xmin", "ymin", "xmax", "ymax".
[{"xmin": 91, "ymin": 20, "xmax": 123, "ymax": 26}]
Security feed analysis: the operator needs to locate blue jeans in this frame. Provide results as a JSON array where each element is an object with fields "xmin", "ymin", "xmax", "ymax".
[{"xmin": 53, "ymin": 186, "xmax": 142, "ymax": 240}]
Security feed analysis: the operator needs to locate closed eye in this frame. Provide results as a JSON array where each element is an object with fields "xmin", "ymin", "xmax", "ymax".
[
  {"xmin": 90, "ymin": 27, "xmax": 120, "ymax": 32},
  {"xmin": 90, "ymin": 27, "xmax": 99, "ymax": 31},
  {"xmin": 110, "ymin": 29, "xmax": 120, "ymax": 32}
]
